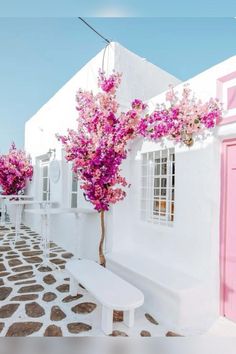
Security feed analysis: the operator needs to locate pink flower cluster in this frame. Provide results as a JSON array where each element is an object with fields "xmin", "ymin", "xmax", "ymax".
[
  {"xmin": 58, "ymin": 71, "xmax": 145, "ymax": 212},
  {"xmin": 138, "ymin": 85, "xmax": 222, "ymax": 143},
  {"xmin": 98, "ymin": 69, "xmax": 122, "ymax": 94},
  {"xmin": 58, "ymin": 72, "xmax": 222, "ymax": 212},
  {"xmin": 0, "ymin": 143, "xmax": 33, "ymax": 195}
]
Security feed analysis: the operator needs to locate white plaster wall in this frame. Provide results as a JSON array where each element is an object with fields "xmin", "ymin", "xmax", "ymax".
[
  {"xmin": 24, "ymin": 40, "xmax": 236, "ymax": 330},
  {"xmin": 24, "ymin": 42, "xmax": 180, "ymax": 260},
  {"xmin": 109, "ymin": 56, "xmax": 236, "ymax": 329},
  {"xmin": 114, "ymin": 43, "xmax": 180, "ymax": 107}
]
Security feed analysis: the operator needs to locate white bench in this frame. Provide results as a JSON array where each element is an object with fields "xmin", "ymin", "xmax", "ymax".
[
  {"xmin": 66, "ymin": 259, "xmax": 144, "ymax": 335},
  {"xmin": 106, "ymin": 252, "xmax": 209, "ymax": 332}
]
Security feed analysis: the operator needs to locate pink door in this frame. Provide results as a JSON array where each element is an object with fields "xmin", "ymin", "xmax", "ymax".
[{"xmin": 221, "ymin": 139, "xmax": 236, "ymax": 321}]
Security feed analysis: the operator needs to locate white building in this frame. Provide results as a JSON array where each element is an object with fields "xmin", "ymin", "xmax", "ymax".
[{"xmin": 24, "ymin": 42, "xmax": 236, "ymax": 335}]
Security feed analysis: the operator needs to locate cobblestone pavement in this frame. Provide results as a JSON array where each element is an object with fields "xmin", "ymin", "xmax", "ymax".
[{"xmin": 0, "ymin": 224, "xmax": 175, "ymax": 337}]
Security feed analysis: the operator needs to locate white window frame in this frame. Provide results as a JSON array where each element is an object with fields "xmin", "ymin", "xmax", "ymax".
[
  {"xmin": 141, "ymin": 148, "xmax": 175, "ymax": 226},
  {"xmin": 40, "ymin": 158, "xmax": 50, "ymax": 202}
]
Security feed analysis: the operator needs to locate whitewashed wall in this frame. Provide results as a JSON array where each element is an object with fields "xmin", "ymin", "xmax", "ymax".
[
  {"xmin": 108, "ymin": 56, "xmax": 236, "ymax": 332},
  {"xmin": 24, "ymin": 42, "xmax": 180, "ymax": 260},
  {"xmin": 24, "ymin": 42, "xmax": 236, "ymax": 332}
]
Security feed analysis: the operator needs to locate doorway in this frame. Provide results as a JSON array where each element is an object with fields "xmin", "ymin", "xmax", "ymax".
[{"xmin": 221, "ymin": 138, "xmax": 236, "ymax": 321}]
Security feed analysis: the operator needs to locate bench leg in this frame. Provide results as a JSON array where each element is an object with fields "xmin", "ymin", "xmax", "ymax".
[
  {"xmin": 69, "ymin": 275, "xmax": 79, "ymax": 296},
  {"xmin": 101, "ymin": 306, "xmax": 113, "ymax": 335},
  {"xmin": 124, "ymin": 309, "xmax": 134, "ymax": 328}
]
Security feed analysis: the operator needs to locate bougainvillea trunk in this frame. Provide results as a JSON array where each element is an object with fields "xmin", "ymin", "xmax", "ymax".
[{"xmin": 99, "ymin": 210, "xmax": 106, "ymax": 267}]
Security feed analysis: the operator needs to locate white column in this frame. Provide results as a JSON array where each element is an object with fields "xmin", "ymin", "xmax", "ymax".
[
  {"xmin": 124, "ymin": 309, "xmax": 134, "ymax": 328},
  {"xmin": 69, "ymin": 276, "xmax": 79, "ymax": 296},
  {"xmin": 101, "ymin": 306, "xmax": 113, "ymax": 335}
]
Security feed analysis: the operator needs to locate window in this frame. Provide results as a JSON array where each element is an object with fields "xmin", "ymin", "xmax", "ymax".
[
  {"xmin": 40, "ymin": 159, "xmax": 50, "ymax": 201},
  {"xmin": 71, "ymin": 172, "xmax": 78, "ymax": 208},
  {"xmin": 141, "ymin": 148, "xmax": 175, "ymax": 226}
]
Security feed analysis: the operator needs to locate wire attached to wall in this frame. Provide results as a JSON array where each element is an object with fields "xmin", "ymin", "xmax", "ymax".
[{"xmin": 78, "ymin": 17, "xmax": 111, "ymax": 44}]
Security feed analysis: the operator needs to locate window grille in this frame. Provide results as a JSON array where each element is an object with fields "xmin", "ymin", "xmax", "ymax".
[{"xmin": 141, "ymin": 148, "xmax": 175, "ymax": 226}]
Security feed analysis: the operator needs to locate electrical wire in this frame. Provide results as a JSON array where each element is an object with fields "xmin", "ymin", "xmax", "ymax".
[{"xmin": 78, "ymin": 17, "xmax": 111, "ymax": 44}]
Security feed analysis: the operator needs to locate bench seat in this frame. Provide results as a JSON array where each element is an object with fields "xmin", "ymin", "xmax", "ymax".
[
  {"xmin": 106, "ymin": 251, "xmax": 210, "ymax": 332},
  {"xmin": 66, "ymin": 259, "xmax": 144, "ymax": 335}
]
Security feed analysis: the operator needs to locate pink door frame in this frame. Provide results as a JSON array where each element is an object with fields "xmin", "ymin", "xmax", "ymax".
[
  {"xmin": 217, "ymin": 71, "xmax": 236, "ymax": 126},
  {"xmin": 220, "ymin": 138, "xmax": 236, "ymax": 316}
]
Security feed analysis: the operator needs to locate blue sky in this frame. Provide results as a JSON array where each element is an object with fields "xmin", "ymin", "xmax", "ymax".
[
  {"xmin": 0, "ymin": 0, "xmax": 236, "ymax": 16},
  {"xmin": 0, "ymin": 17, "xmax": 236, "ymax": 153}
]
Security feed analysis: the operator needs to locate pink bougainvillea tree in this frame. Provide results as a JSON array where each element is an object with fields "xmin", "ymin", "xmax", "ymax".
[
  {"xmin": 138, "ymin": 84, "xmax": 222, "ymax": 146},
  {"xmin": 58, "ymin": 70, "xmax": 146, "ymax": 265},
  {"xmin": 58, "ymin": 70, "xmax": 222, "ymax": 266},
  {"xmin": 0, "ymin": 143, "xmax": 33, "ymax": 195}
]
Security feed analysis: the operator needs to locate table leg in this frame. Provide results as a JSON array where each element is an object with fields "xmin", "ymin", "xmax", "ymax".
[
  {"xmin": 42, "ymin": 214, "xmax": 47, "ymax": 260},
  {"xmin": 101, "ymin": 306, "xmax": 113, "ymax": 335},
  {"xmin": 69, "ymin": 275, "xmax": 79, "ymax": 296},
  {"xmin": 36, "ymin": 213, "xmax": 60, "ymax": 271},
  {"xmin": 124, "ymin": 309, "xmax": 134, "ymax": 328},
  {"xmin": 0, "ymin": 199, "xmax": 5, "ymax": 226},
  {"xmin": 15, "ymin": 205, "xmax": 23, "ymax": 243},
  {"xmin": 0, "ymin": 200, "xmax": 13, "ymax": 244}
]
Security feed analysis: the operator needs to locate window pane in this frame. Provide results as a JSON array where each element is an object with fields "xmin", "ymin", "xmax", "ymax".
[
  {"xmin": 43, "ymin": 166, "xmax": 48, "ymax": 177},
  {"xmin": 154, "ymin": 163, "xmax": 160, "ymax": 175},
  {"xmin": 161, "ymin": 163, "xmax": 167, "ymax": 175},
  {"xmin": 153, "ymin": 200, "xmax": 160, "ymax": 212},
  {"xmin": 171, "ymin": 189, "xmax": 175, "ymax": 200},
  {"xmin": 72, "ymin": 176, "xmax": 78, "ymax": 192},
  {"xmin": 154, "ymin": 178, "xmax": 160, "ymax": 188},
  {"xmin": 161, "ymin": 189, "xmax": 166, "ymax": 196},
  {"xmin": 161, "ymin": 179, "xmax": 167, "ymax": 188},
  {"xmin": 172, "ymin": 162, "xmax": 175, "ymax": 175},
  {"xmin": 160, "ymin": 200, "xmax": 166, "ymax": 213},
  {"xmin": 71, "ymin": 193, "xmax": 77, "ymax": 208},
  {"xmin": 43, "ymin": 178, "xmax": 48, "ymax": 192},
  {"xmin": 171, "ymin": 176, "xmax": 175, "ymax": 187}
]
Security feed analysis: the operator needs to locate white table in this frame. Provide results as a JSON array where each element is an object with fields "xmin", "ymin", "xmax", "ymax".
[
  {"xmin": 6, "ymin": 200, "xmax": 51, "ymax": 244},
  {"xmin": 25, "ymin": 207, "xmax": 93, "ymax": 270},
  {"xmin": 0, "ymin": 195, "xmax": 33, "ymax": 226},
  {"xmin": 66, "ymin": 259, "xmax": 144, "ymax": 335}
]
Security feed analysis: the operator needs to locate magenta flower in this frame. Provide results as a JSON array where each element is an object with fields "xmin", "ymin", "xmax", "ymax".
[
  {"xmin": 58, "ymin": 74, "xmax": 222, "ymax": 211},
  {"xmin": 138, "ymin": 85, "xmax": 222, "ymax": 144},
  {"xmin": 58, "ymin": 70, "xmax": 146, "ymax": 212},
  {"xmin": 57, "ymin": 70, "xmax": 222, "ymax": 266},
  {"xmin": 98, "ymin": 69, "xmax": 122, "ymax": 94},
  {"xmin": 132, "ymin": 99, "xmax": 147, "ymax": 111},
  {"xmin": 0, "ymin": 143, "xmax": 33, "ymax": 195}
]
